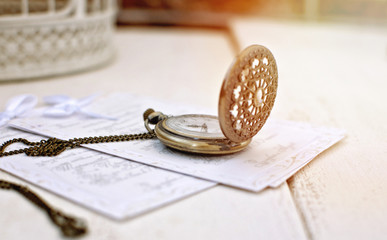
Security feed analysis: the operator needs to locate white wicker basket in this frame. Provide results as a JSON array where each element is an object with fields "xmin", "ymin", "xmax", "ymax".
[{"xmin": 0, "ymin": 0, "xmax": 116, "ymax": 81}]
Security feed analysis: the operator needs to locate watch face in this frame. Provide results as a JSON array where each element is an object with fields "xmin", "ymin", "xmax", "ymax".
[
  {"xmin": 163, "ymin": 114, "xmax": 225, "ymax": 139},
  {"xmin": 155, "ymin": 114, "xmax": 251, "ymax": 154}
]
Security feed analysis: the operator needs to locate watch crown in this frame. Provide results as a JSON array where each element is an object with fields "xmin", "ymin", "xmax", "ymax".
[{"xmin": 143, "ymin": 109, "xmax": 167, "ymax": 133}]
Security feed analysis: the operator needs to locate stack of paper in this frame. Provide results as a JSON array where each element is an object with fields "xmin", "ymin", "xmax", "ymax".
[{"xmin": 0, "ymin": 93, "xmax": 345, "ymax": 219}]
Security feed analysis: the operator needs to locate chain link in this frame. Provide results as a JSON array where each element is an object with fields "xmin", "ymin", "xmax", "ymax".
[
  {"xmin": 0, "ymin": 132, "xmax": 156, "ymax": 158},
  {"xmin": 0, "ymin": 108, "xmax": 160, "ymax": 158}
]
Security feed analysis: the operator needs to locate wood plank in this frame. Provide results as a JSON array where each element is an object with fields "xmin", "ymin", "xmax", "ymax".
[
  {"xmin": 231, "ymin": 19, "xmax": 387, "ymax": 239},
  {"xmin": 0, "ymin": 26, "xmax": 307, "ymax": 239}
]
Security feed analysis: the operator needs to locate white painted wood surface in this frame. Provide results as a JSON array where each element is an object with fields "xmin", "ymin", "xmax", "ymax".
[
  {"xmin": 231, "ymin": 19, "xmax": 387, "ymax": 239},
  {"xmin": 0, "ymin": 27, "xmax": 307, "ymax": 240}
]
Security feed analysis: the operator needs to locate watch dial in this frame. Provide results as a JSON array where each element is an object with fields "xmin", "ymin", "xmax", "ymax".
[{"xmin": 164, "ymin": 115, "xmax": 225, "ymax": 139}]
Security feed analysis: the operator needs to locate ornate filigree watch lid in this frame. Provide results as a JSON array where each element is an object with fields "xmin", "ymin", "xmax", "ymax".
[{"xmin": 218, "ymin": 45, "xmax": 278, "ymax": 142}]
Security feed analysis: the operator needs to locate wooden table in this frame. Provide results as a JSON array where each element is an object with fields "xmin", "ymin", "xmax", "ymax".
[{"xmin": 0, "ymin": 19, "xmax": 386, "ymax": 239}]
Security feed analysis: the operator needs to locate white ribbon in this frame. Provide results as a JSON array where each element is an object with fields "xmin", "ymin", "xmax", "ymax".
[
  {"xmin": 0, "ymin": 94, "xmax": 38, "ymax": 127},
  {"xmin": 43, "ymin": 94, "xmax": 116, "ymax": 120}
]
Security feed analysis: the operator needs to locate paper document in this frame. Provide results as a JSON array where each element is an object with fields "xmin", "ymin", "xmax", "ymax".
[
  {"xmin": 0, "ymin": 127, "xmax": 215, "ymax": 219},
  {"xmin": 10, "ymin": 93, "xmax": 345, "ymax": 192}
]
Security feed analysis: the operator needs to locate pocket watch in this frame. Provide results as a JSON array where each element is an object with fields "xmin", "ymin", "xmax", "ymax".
[{"xmin": 144, "ymin": 45, "xmax": 278, "ymax": 154}]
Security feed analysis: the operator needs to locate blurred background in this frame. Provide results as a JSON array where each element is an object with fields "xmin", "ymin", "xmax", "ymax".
[
  {"xmin": 117, "ymin": 0, "xmax": 387, "ymax": 26},
  {"xmin": 0, "ymin": 0, "xmax": 386, "ymax": 81},
  {"xmin": 1, "ymin": 0, "xmax": 386, "ymax": 26}
]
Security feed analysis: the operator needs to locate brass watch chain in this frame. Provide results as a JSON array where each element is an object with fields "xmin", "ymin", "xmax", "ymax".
[{"xmin": 0, "ymin": 109, "xmax": 159, "ymax": 237}]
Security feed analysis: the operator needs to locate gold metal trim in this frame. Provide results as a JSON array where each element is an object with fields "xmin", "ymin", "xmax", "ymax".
[{"xmin": 155, "ymin": 118, "xmax": 251, "ymax": 154}]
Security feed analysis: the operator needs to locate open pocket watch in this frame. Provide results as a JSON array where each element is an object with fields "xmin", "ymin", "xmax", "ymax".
[{"xmin": 144, "ymin": 45, "xmax": 278, "ymax": 154}]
